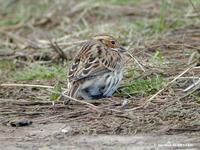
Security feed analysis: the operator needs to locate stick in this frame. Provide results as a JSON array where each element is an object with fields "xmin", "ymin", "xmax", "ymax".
[
  {"xmin": 0, "ymin": 83, "xmax": 99, "ymax": 111},
  {"xmin": 183, "ymin": 78, "xmax": 200, "ymax": 92},
  {"xmin": 0, "ymin": 83, "xmax": 68, "ymax": 91},
  {"xmin": 61, "ymin": 92, "xmax": 99, "ymax": 111},
  {"xmin": 126, "ymin": 52, "xmax": 145, "ymax": 72},
  {"xmin": 49, "ymin": 39, "xmax": 68, "ymax": 61},
  {"xmin": 126, "ymin": 66, "xmax": 193, "ymax": 111},
  {"xmin": 0, "ymin": 83, "xmax": 54, "ymax": 89},
  {"xmin": 62, "ymin": 92, "xmax": 121, "ymax": 113}
]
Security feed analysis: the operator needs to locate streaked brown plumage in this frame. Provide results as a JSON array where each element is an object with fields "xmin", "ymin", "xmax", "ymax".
[{"xmin": 68, "ymin": 34, "xmax": 126, "ymax": 100}]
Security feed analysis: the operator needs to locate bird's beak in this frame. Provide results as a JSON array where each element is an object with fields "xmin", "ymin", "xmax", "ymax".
[{"xmin": 119, "ymin": 46, "xmax": 127, "ymax": 53}]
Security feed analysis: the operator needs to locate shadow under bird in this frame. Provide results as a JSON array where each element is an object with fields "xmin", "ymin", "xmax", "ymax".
[{"xmin": 68, "ymin": 34, "xmax": 127, "ymax": 100}]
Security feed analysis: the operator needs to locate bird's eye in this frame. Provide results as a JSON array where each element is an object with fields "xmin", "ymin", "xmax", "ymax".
[{"xmin": 111, "ymin": 41, "xmax": 115, "ymax": 45}]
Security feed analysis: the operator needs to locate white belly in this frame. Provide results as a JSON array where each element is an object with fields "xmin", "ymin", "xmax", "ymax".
[
  {"xmin": 78, "ymin": 70, "xmax": 123, "ymax": 98},
  {"xmin": 103, "ymin": 70, "xmax": 123, "ymax": 96}
]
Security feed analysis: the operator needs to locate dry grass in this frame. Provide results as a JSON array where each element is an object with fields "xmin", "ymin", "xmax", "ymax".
[{"xmin": 0, "ymin": 0, "xmax": 200, "ymax": 135}]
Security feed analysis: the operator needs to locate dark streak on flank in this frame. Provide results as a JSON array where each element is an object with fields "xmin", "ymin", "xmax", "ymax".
[
  {"xmin": 101, "ymin": 59, "xmax": 105, "ymax": 64},
  {"xmin": 104, "ymin": 60, "xmax": 108, "ymax": 66},
  {"xmin": 74, "ymin": 59, "xmax": 80, "ymax": 64},
  {"xmin": 85, "ymin": 63, "xmax": 92, "ymax": 69},
  {"xmin": 97, "ymin": 45, "xmax": 102, "ymax": 55},
  {"xmin": 88, "ymin": 57, "xmax": 96, "ymax": 63},
  {"xmin": 71, "ymin": 63, "xmax": 78, "ymax": 70}
]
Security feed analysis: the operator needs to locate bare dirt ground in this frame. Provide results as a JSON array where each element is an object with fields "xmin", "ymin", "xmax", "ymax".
[
  {"xmin": 1, "ymin": 122, "xmax": 200, "ymax": 149},
  {"xmin": 0, "ymin": 97, "xmax": 200, "ymax": 149},
  {"xmin": 0, "ymin": 0, "xmax": 200, "ymax": 149}
]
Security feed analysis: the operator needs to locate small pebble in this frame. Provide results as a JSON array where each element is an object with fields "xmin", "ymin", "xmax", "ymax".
[
  {"xmin": 122, "ymin": 99, "xmax": 128, "ymax": 107},
  {"xmin": 61, "ymin": 126, "xmax": 72, "ymax": 134}
]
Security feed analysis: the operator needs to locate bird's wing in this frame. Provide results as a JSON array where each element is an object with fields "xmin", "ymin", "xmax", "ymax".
[{"xmin": 68, "ymin": 40, "xmax": 122, "ymax": 82}]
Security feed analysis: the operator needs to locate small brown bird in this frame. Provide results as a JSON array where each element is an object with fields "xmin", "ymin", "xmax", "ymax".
[{"xmin": 68, "ymin": 34, "xmax": 126, "ymax": 100}]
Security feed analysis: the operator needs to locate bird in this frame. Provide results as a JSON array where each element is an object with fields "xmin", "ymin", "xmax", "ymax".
[{"xmin": 68, "ymin": 34, "xmax": 126, "ymax": 100}]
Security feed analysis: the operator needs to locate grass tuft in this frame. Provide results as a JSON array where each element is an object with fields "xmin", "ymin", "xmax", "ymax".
[
  {"xmin": 50, "ymin": 81, "xmax": 62, "ymax": 103},
  {"xmin": 0, "ymin": 59, "xmax": 14, "ymax": 70},
  {"xmin": 149, "ymin": 50, "xmax": 165, "ymax": 67},
  {"xmin": 120, "ymin": 75, "xmax": 165, "ymax": 96}
]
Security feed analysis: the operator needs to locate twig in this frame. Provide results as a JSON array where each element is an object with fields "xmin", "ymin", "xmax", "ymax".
[
  {"xmin": 126, "ymin": 66, "xmax": 193, "ymax": 111},
  {"xmin": 1, "ymin": 83, "xmax": 118, "ymax": 112},
  {"xmin": 61, "ymin": 92, "xmax": 99, "ymax": 111},
  {"xmin": 194, "ymin": 66, "xmax": 200, "ymax": 69},
  {"xmin": 144, "ymin": 66, "xmax": 192, "ymax": 103},
  {"xmin": 170, "ymin": 76, "xmax": 200, "ymax": 79},
  {"xmin": 183, "ymin": 78, "xmax": 200, "ymax": 92},
  {"xmin": 126, "ymin": 52, "xmax": 145, "ymax": 72},
  {"xmin": 1, "ymin": 83, "xmax": 54, "ymax": 89},
  {"xmin": 0, "ymin": 83, "xmax": 68, "ymax": 92},
  {"xmin": 181, "ymin": 85, "xmax": 200, "ymax": 100},
  {"xmin": 49, "ymin": 39, "xmax": 68, "ymax": 61},
  {"xmin": 62, "ymin": 92, "xmax": 122, "ymax": 113}
]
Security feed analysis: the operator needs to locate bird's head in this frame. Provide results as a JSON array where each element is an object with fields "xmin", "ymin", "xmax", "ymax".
[{"xmin": 93, "ymin": 34, "xmax": 126, "ymax": 53}]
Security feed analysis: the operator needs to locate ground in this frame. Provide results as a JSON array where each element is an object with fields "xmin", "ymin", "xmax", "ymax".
[{"xmin": 0, "ymin": 0, "xmax": 200, "ymax": 149}]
